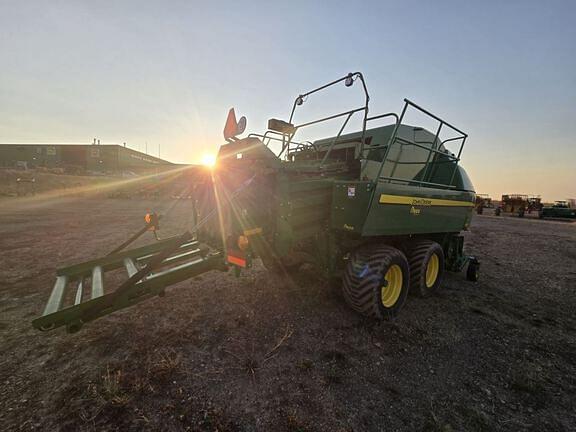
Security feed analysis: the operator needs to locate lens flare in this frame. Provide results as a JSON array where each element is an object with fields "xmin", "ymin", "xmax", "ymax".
[{"xmin": 201, "ymin": 154, "xmax": 217, "ymax": 168}]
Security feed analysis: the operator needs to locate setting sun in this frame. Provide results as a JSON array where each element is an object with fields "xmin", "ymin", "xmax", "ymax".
[{"xmin": 201, "ymin": 153, "xmax": 216, "ymax": 167}]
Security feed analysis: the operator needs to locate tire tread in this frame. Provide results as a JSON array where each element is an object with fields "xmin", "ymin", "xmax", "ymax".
[{"xmin": 342, "ymin": 244, "xmax": 408, "ymax": 319}]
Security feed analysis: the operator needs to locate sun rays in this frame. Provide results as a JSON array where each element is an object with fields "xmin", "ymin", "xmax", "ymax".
[{"xmin": 0, "ymin": 165, "xmax": 192, "ymax": 214}]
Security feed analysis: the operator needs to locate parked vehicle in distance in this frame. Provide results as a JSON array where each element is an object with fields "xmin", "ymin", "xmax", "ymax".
[{"xmin": 539, "ymin": 201, "xmax": 576, "ymax": 219}]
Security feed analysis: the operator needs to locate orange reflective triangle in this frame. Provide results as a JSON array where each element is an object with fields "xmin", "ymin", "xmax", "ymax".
[{"xmin": 223, "ymin": 108, "xmax": 238, "ymax": 139}]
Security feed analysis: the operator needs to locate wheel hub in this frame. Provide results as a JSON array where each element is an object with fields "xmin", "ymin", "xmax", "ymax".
[
  {"xmin": 381, "ymin": 264, "xmax": 403, "ymax": 307},
  {"xmin": 425, "ymin": 253, "xmax": 439, "ymax": 288}
]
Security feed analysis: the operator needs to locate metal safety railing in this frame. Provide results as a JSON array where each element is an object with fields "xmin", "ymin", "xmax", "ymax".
[
  {"xmin": 366, "ymin": 99, "xmax": 467, "ymax": 190},
  {"xmin": 257, "ymin": 73, "xmax": 467, "ymax": 188},
  {"xmin": 261, "ymin": 72, "xmax": 371, "ymax": 166}
]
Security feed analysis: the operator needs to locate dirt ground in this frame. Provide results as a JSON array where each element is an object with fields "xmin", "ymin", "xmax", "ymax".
[
  {"xmin": 1, "ymin": 198, "xmax": 575, "ymax": 431},
  {"xmin": 0, "ymin": 169, "xmax": 116, "ymax": 198}
]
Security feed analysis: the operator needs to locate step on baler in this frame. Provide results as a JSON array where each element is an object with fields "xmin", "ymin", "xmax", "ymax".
[{"xmin": 33, "ymin": 72, "xmax": 479, "ymax": 334}]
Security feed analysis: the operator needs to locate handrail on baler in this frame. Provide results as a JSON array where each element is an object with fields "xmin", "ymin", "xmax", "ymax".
[
  {"xmin": 371, "ymin": 98, "xmax": 468, "ymax": 191},
  {"xmin": 259, "ymin": 74, "xmax": 467, "ymax": 187},
  {"xmin": 263, "ymin": 72, "xmax": 371, "ymax": 163}
]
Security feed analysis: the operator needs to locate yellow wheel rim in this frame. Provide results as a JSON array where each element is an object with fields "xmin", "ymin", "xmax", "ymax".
[
  {"xmin": 381, "ymin": 264, "xmax": 403, "ymax": 308},
  {"xmin": 425, "ymin": 254, "xmax": 439, "ymax": 288}
]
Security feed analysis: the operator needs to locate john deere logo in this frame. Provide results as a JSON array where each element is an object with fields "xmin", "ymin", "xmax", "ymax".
[
  {"xmin": 411, "ymin": 198, "xmax": 432, "ymax": 206},
  {"xmin": 410, "ymin": 206, "xmax": 421, "ymax": 215}
]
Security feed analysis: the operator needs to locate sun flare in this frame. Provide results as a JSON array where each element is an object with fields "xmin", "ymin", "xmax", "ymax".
[{"xmin": 201, "ymin": 153, "xmax": 217, "ymax": 168}]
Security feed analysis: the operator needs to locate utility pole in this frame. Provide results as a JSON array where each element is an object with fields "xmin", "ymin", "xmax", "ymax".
[{"xmin": 145, "ymin": 142, "xmax": 148, "ymax": 155}]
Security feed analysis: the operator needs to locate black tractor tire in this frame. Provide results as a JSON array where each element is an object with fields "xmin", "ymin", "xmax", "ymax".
[
  {"xmin": 342, "ymin": 244, "xmax": 410, "ymax": 319},
  {"xmin": 405, "ymin": 240, "xmax": 445, "ymax": 297},
  {"xmin": 466, "ymin": 259, "xmax": 480, "ymax": 282}
]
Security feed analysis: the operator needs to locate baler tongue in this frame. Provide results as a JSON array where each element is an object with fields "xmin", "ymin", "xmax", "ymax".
[{"xmin": 33, "ymin": 233, "xmax": 226, "ymax": 333}]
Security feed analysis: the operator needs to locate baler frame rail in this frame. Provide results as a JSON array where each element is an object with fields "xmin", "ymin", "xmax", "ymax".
[{"xmin": 33, "ymin": 234, "xmax": 226, "ymax": 333}]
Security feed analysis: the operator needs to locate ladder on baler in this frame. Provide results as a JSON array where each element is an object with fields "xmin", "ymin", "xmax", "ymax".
[{"xmin": 33, "ymin": 233, "xmax": 226, "ymax": 333}]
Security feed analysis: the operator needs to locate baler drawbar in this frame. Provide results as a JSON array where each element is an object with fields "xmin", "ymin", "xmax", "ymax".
[{"xmin": 32, "ymin": 231, "xmax": 227, "ymax": 333}]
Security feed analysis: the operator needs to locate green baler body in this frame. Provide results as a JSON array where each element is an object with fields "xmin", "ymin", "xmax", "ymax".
[
  {"xmin": 333, "ymin": 181, "xmax": 474, "ymax": 236},
  {"xmin": 199, "ymin": 123, "xmax": 475, "ymax": 269}
]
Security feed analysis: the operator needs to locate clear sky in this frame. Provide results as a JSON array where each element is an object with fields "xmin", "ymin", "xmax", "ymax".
[{"xmin": 1, "ymin": 0, "xmax": 575, "ymax": 200}]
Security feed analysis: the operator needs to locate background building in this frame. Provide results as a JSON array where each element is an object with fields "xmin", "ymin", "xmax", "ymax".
[{"xmin": 0, "ymin": 143, "xmax": 173, "ymax": 173}]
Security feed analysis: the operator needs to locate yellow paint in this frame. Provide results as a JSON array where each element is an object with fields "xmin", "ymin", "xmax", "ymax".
[
  {"xmin": 343, "ymin": 224, "xmax": 355, "ymax": 231},
  {"xmin": 243, "ymin": 227, "xmax": 262, "ymax": 236},
  {"xmin": 381, "ymin": 264, "xmax": 403, "ymax": 308},
  {"xmin": 425, "ymin": 254, "xmax": 439, "ymax": 288},
  {"xmin": 379, "ymin": 194, "xmax": 474, "ymax": 207}
]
